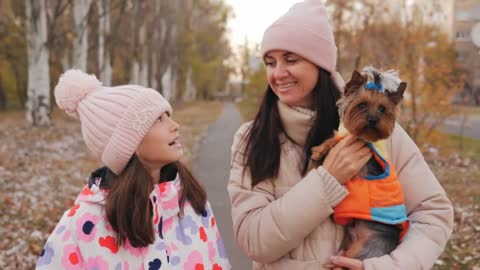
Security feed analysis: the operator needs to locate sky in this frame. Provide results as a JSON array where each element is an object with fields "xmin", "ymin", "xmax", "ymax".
[{"xmin": 225, "ymin": 0, "xmax": 302, "ymax": 48}]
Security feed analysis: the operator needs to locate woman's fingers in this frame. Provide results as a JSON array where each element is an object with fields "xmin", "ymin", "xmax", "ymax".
[
  {"xmin": 356, "ymin": 146, "xmax": 373, "ymax": 160},
  {"xmin": 331, "ymin": 135, "xmax": 364, "ymax": 157},
  {"xmin": 334, "ymin": 134, "xmax": 359, "ymax": 149},
  {"xmin": 322, "ymin": 135, "xmax": 372, "ymax": 185},
  {"xmin": 330, "ymin": 255, "xmax": 364, "ymax": 270},
  {"xmin": 358, "ymin": 150, "xmax": 373, "ymax": 163}
]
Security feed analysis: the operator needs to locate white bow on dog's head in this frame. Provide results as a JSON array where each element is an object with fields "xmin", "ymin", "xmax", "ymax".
[{"xmin": 361, "ymin": 66, "xmax": 402, "ymax": 94}]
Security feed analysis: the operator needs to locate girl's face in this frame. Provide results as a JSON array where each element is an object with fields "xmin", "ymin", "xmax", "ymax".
[
  {"xmin": 264, "ymin": 50, "xmax": 319, "ymax": 108},
  {"xmin": 135, "ymin": 111, "xmax": 183, "ymax": 168}
]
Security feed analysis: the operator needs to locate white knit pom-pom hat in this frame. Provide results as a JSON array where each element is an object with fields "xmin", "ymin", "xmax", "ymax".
[{"xmin": 55, "ymin": 69, "xmax": 172, "ymax": 175}]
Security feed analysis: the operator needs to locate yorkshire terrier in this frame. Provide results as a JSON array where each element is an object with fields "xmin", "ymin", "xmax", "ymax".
[{"xmin": 311, "ymin": 67, "xmax": 410, "ymax": 264}]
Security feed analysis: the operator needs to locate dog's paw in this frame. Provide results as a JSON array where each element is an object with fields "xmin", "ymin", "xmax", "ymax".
[{"xmin": 311, "ymin": 145, "xmax": 330, "ymax": 161}]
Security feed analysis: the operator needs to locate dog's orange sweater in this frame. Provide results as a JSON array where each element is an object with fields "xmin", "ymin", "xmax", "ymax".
[{"xmin": 333, "ymin": 124, "xmax": 410, "ymax": 239}]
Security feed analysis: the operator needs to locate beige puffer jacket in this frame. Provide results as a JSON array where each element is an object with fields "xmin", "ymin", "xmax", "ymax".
[{"xmin": 228, "ymin": 101, "xmax": 453, "ymax": 270}]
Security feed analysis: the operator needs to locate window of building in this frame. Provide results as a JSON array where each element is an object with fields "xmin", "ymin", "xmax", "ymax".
[
  {"xmin": 456, "ymin": 31, "xmax": 471, "ymax": 41},
  {"xmin": 456, "ymin": 51, "xmax": 471, "ymax": 62}
]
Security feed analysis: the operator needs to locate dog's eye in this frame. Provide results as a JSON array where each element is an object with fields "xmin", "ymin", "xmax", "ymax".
[
  {"xmin": 379, "ymin": 106, "xmax": 386, "ymax": 113},
  {"xmin": 358, "ymin": 103, "xmax": 367, "ymax": 109}
]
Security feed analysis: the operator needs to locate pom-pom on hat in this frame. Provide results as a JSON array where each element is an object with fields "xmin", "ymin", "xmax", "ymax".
[
  {"xmin": 54, "ymin": 69, "xmax": 172, "ymax": 175},
  {"xmin": 261, "ymin": 0, "xmax": 337, "ymax": 74}
]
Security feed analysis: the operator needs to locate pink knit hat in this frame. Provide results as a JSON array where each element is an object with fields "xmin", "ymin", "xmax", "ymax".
[
  {"xmin": 54, "ymin": 69, "xmax": 172, "ymax": 175},
  {"xmin": 261, "ymin": 0, "xmax": 337, "ymax": 74}
]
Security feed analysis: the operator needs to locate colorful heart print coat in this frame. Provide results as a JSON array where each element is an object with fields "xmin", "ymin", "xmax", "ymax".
[{"xmin": 36, "ymin": 171, "xmax": 231, "ymax": 270}]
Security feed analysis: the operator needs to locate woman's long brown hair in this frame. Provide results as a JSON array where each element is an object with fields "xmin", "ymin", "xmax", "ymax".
[
  {"xmin": 242, "ymin": 68, "xmax": 341, "ymax": 186},
  {"xmin": 103, "ymin": 155, "xmax": 206, "ymax": 247}
]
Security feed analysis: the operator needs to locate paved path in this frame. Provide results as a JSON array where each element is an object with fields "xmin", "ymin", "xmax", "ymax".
[
  {"xmin": 441, "ymin": 115, "xmax": 480, "ymax": 139},
  {"xmin": 192, "ymin": 102, "xmax": 252, "ymax": 270}
]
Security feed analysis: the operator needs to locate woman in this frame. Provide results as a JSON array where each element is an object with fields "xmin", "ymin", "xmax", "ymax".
[
  {"xmin": 36, "ymin": 70, "xmax": 231, "ymax": 269},
  {"xmin": 228, "ymin": 1, "xmax": 453, "ymax": 269}
]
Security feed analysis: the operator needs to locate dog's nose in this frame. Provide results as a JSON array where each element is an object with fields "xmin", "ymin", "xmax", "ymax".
[{"xmin": 368, "ymin": 116, "xmax": 378, "ymax": 126}]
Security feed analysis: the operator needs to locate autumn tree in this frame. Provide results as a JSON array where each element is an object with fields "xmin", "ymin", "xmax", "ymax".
[
  {"xmin": 0, "ymin": 0, "xmax": 28, "ymax": 109},
  {"xmin": 235, "ymin": 42, "xmax": 267, "ymax": 120},
  {"xmin": 326, "ymin": 0, "xmax": 464, "ymax": 146},
  {"xmin": 72, "ymin": 0, "xmax": 92, "ymax": 70},
  {"xmin": 1, "ymin": 0, "xmax": 234, "ymax": 120},
  {"xmin": 97, "ymin": 0, "xmax": 112, "ymax": 85},
  {"xmin": 177, "ymin": 0, "xmax": 233, "ymax": 100}
]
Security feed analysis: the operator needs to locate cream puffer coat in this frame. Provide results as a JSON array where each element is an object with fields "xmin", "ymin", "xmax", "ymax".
[{"xmin": 228, "ymin": 101, "xmax": 453, "ymax": 270}]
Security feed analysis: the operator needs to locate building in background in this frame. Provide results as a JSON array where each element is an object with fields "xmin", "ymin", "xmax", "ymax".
[
  {"xmin": 454, "ymin": 0, "xmax": 480, "ymax": 105},
  {"xmin": 415, "ymin": 0, "xmax": 455, "ymax": 39}
]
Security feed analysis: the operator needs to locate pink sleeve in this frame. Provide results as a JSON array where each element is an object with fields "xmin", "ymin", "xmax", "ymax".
[{"xmin": 36, "ymin": 205, "xmax": 83, "ymax": 269}]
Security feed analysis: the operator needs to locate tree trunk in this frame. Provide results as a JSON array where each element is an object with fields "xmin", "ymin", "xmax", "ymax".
[
  {"xmin": 129, "ymin": 3, "xmax": 139, "ymax": 84},
  {"xmin": 162, "ymin": 65, "xmax": 173, "ymax": 101},
  {"xmin": 12, "ymin": 63, "xmax": 27, "ymax": 108},
  {"xmin": 73, "ymin": 0, "xmax": 92, "ymax": 70},
  {"xmin": 97, "ymin": 0, "xmax": 112, "ymax": 85},
  {"xmin": 170, "ymin": 61, "xmax": 178, "ymax": 102},
  {"xmin": 129, "ymin": 2, "xmax": 148, "ymax": 85},
  {"xmin": 0, "ymin": 79, "xmax": 5, "ymax": 110},
  {"xmin": 150, "ymin": 54, "xmax": 157, "ymax": 89},
  {"xmin": 156, "ymin": 16, "xmax": 174, "ymax": 95},
  {"xmin": 61, "ymin": 50, "xmax": 71, "ymax": 71},
  {"xmin": 130, "ymin": 62, "xmax": 139, "ymax": 84},
  {"xmin": 25, "ymin": 0, "xmax": 51, "ymax": 126},
  {"xmin": 184, "ymin": 67, "xmax": 196, "ymax": 101},
  {"xmin": 138, "ymin": 22, "xmax": 148, "ymax": 86}
]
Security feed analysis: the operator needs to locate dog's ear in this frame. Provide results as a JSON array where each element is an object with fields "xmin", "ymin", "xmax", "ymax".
[
  {"xmin": 387, "ymin": 82, "xmax": 407, "ymax": 104},
  {"xmin": 345, "ymin": 70, "xmax": 364, "ymax": 96}
]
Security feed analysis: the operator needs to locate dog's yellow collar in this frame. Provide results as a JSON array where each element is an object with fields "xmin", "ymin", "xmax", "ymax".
[{"xmin": 336, "ymin": 122, "xmax": 389, "ymax": 160}]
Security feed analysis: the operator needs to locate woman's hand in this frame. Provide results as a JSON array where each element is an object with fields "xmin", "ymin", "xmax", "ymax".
[
  {"xmin": 322, "ymin": 134, "xmax": 371, "ymax": 185},
  {"xmin": 329, "ymin": 250, "xmax": 364, "ymax": 270}
]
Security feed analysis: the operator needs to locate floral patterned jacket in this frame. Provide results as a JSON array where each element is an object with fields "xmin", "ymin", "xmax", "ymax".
[{"xmin": 36, "ymin": 168, "xmax": 231, "ymax": 270}]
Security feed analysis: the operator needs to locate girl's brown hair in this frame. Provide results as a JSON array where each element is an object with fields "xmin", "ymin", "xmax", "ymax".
[{"xmin": 103, "ymin": 155, "xmax": 206, "ymax": 247}]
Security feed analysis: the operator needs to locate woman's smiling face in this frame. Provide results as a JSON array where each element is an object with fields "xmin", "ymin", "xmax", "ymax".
[{"xmin": 264, "ymin": 50, "xmax": 319, "ymax": 108}]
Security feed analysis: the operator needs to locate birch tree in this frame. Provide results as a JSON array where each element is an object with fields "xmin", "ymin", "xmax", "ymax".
[
  {"xmin": 176, "ymin": 0, "xmax": 232, "ymax": 100},
  {"xmin": 129, "ymin": 1, "xmax": 148, "ymax": 85},
  {"xmin": 156, "ymin": 1, "xmax": 180, "ymax": 99},
  {"xmin": 154, "ymin": 1, "xmax": 180, "ymax": 98},
  {"xmin": 72, "ymin": 0, "xmax": 92, "ymax": 70},
  {"xmin": 161, "ymin": 65, "xmax": 173, "ymax": 101},
  {"xmin": 97, "ymin": 0, "xmax": 112, "ymax": 85},
  {"xmin": 325, "ymin": 0, "xmax": 463, "ymax": 146},
  {"xmin": 1, "ymin": 0, "xmax": 28, "ymax": 109},
  {"xmin": 25, "ymin": 0, "xmax": 51, "ymax": 126}
]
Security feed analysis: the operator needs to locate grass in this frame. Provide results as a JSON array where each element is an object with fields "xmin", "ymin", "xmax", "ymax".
[
  {"xmin": 457, "ymin": 105, "xmax": 480, "ymax": 117},
  {"xmin": 426, "ymin": 129, "xmax": 480, "ymax": 161},
  {"xmin": 235, "ymin": 96, "xmax": 260, "ymax": 121},
  {"xmin": 0, "ymin": 101, "xmax": 224, "ymax": 164},
  {"xmin": 433, "ymin": 163, "xmax": 480, "ymax": 270},
  {"xmin": 444, "ymin": 133, "xmax": 480, "ymax": 159}
]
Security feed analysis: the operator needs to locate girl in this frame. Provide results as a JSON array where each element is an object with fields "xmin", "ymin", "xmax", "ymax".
[
  {"xmin": 228, "ymin": 1, "xmax": 453, "ymax": 269},
  {"xmin": 36, "ymin": 70, "xmax": 231, "ymax": 270}
]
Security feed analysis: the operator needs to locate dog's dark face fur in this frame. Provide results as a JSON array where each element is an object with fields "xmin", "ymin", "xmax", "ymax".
[{"xmin": 338, "ymin": 71, "xmax": 407, "ymax": 142}]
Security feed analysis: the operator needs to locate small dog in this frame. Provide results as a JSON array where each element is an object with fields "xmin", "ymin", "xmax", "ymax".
[{"xmin": 311, "ymin": 67, "xmax": 410, "ymax": 263}]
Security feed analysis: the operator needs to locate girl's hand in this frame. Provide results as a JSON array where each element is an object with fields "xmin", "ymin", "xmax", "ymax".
[
  {"xmin": 329, "ymin": 250, "xmax": 364, "ymax": 270},
  {"xmin": 322, "ymin": 134, "xmax": 371, "ymax": 185}
]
